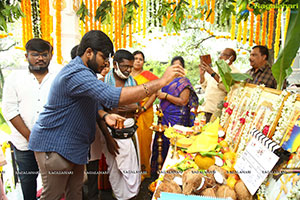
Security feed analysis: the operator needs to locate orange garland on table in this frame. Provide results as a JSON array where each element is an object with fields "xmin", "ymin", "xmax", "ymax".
[
  {"xmin": 237, "ymin": 22, "xmax": 242, "ymax": 42},
  {"xmin": 242, "ymin": 19, "xmax": 248, "ymax": 44},
  {"xmin": 210, "ymin": 0, "xmax": 215, "ymax": 24},
  {"xmin": 284, "ymin": 8, "xmax": 290, "ymax": 40},
  {"xmin": 261, "ymin": 11, "xmax": 267, "ymax": 46},
  {"xmin": 249, "ymin": 12, "xmax": 254, "ymax": 46},
  {"xmin": 55, "ymin": 0, "xmax": 62, "ymax": 64},
  {"xmin": 255, "ymin": 14, "xmax": 260, "ymax": 44},
  {"xmin": 267, "ymin": 8, "xmax": 275, "ymax": 49},
  {"xmin": 274, "ymin": 8, "xmax": 282, "ymax": 59}
]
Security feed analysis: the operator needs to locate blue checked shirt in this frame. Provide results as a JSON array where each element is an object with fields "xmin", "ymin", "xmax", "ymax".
[{"xmin": 28, "ymin": 56, "xmax": 121, "ymax": 164}]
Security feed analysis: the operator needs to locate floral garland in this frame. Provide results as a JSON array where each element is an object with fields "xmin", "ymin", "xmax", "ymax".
[
  {"xmin": 255, "ymin": 14, "xmax": 260, "ymax": 44},
  {"xmin": 272, "ymin": 93, "xmax": 297, "ymax": 144},
  {"xmin": 267, "ymin": 8, "xmax": 275, "ymax": 49},
  {"xmin": 257, "ymin": 177, "xmax": 268, "ymax": 199},
  {"xmin": 237, "ymin": 22, "xmax": 242, "ymax": 43},
  {"xmin": 230, "ymin": 8, "xmax": 236, "ymax": 40},
  {"xmin": 284, "ymin": 8, "xmax": 291, "ymax": 40},
  {"xmin": 242, "ymin": 19, "xmax": 248, "ymax": 44},
  {"xmin": 287, "ymin": 181, "xmax": 300, "ymax": 199},
  {"xmin": 260, "ymin": 90, "xmax": 287, "ymax": 136},
  {"xmin": 274, "ymin": 8, "xmax": 282, "ymax": 59},
  {"xmin": 261, "ymin": 11, "xmax": 267, "ymax": 46},
  {"xmin": 210, "ymin": 0, "xmax": 215, "ymax": 24},
  {"xmin": 55, "ymin": 0, "xmax": 62, "ymax": 64},
  {"xmin": 249, "ymin": 12, "xmax": 254, "ymax": 46},
  {"xmin": 236, "ymin": 85, "xmax": 264, "ymax": 156},
  {"xmin": 220, "ymin": 85, "xmax": 245, "ymax": 127}
]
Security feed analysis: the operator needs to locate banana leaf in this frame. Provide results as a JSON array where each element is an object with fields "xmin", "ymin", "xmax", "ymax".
[
  {"xmin": 272, "ymin": 5, "xmax": 300, "ymax": 90},
  {"xmin": 216, "ymin": 59, "xmax": 252, "ymax": 92}
]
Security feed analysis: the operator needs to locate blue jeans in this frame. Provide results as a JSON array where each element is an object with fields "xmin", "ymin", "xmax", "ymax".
[{"xmin": 13, "ymin": 146, "xmax": 39, "ymax": 200}]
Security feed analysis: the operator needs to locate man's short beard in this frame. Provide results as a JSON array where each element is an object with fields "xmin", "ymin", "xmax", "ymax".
[
  {"xmin": 87, "ymin": 56, "xmax": 103, "ymax": 74},
  {"xmin": 28, "ymin": 65, "xmax": 49, "ymax": 73}
]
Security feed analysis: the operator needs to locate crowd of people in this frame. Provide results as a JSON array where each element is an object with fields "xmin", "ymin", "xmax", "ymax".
[{"xmin": 1, "ymin": 29, "xmax": 282, "ymax": 200}]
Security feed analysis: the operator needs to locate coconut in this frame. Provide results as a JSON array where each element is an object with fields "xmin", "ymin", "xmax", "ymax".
[
  {"xmin": 201, "ymin": 188, "xmax": 216, "ymax": 197},
  {"xmin": 154, "ymin": 180, "xmax": 182, "ymax": 199},
  {"xmin": 234, "ymin": 180, "xmax": 252, "ymax": 200},
  {"xmin": 216, "ymin": 185, "xmax": 237, "ymax": 200}
]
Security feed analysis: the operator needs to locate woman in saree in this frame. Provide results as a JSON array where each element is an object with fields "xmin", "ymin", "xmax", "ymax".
[
  {"xmin": 131, "ymin": 51, "xmax": 158, "ymax": 179},
  {"xmin": 151, "ymin": 56, "xmax": 199, "ymax": 176}
]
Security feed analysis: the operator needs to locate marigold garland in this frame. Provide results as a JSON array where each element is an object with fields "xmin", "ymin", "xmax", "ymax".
[
  {"xmin": 143, "ymin": 0, "xmax": 146, "ymax": 38},
  {"xmin": 210, "ymin": 0, "xmax": 215, "ymax": 24},
  {"xmin": 255, "ymin": 14, "xmax": 261, "ymax": 44},
  {"xmin": 93, "ymin": 0, "xmax": 98, "ymax": 30},
  {"xmin": 85, "ymin": 0, "xmax": 89, "ymax": 32},
  {"xmin": 20, "ymin": 0, "xmax": 26, "ymax": 47},
  {"xmin": 274, "ymin": 9, "xmax": 282, "ymax": 59},
  {"xmin": 195, "ymin": 0, "xmax": 198, "ymax": 8},
  {"xmin": 129, "ymin": 23, "xmax": 132, "ymax": 47},
  {"xmin": 237, "ymin": 22, "xmax": 242, "ymax": 42},
  {"xmin": 261, "ymin": 11, "xmax": 267, "ymax": 46},
  {"xmin": 242, "ymin": 19, "xmax": 248, "ymax": 44},
  {"xmin": 123, "ymin": 0, "xmax": 127, "ymax": 48},
  {"xmin": 249, "ymin": 12, "xmax": 254, "ymax": 46},
  {"xmin": 56, "ymin": 0, "xmax": 62, "ymax": 64},
  {"xmin": 284, "ymin": 8, "xmax": 290, "ymax": 41},
  {"xmin": 200, "ymin": 0, "xmax": 205, "ymax": 20},
  {"xmin": 138, "ymin": 0, "xmax": 141, "ymax": 33},
  {"xmin": 89, "ymin": 0, "xmax": 93, "ymax": 30},
  {"xmin": 114, "ymin": 1, "xmax": 118, "ymax": 50},
  {"xmin": 118, "ymin": 0, "xmax": 122, "ymax": 48},
  {"xmin": 230, "ymin": 3, "xmax": 236, "ymax": 40},
  {"xmin": 267, "ymin": 8, "xmax": 274, "ymax": 49}
]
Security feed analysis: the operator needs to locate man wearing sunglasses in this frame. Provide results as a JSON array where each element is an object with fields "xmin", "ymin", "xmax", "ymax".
[{"xmin": 2, "ymin": 38, "xmax": 55, "ymax": 200}]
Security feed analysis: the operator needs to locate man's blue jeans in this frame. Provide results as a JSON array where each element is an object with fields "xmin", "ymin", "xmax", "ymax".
[{"xmin": 13, "ymin": 146, "xmax": 39, "ymax": 200}]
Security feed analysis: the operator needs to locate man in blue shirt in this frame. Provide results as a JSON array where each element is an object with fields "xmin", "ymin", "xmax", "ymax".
[{"xmin": 28, "ymin": 30, "xmax": 185, "ymax": 199}]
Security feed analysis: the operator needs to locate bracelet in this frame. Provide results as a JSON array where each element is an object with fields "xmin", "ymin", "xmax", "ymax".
[
  {"xmin": 165, "ymin": 93, "xmax": 168, "ymax": 100},
  {"xmin": 211, "ymin": 72, "xmax": 217, "ymax": 78},
  {"xmin": 102, "ymin": 113, "xmax": 109, "ymax": 121},
  {"xmin": 142, "ymin": 106, "xmax": 147, "ymax": 112},
  {"xmin": 142, "ymin": 84, "xmax": 150, "ymax": 97}
]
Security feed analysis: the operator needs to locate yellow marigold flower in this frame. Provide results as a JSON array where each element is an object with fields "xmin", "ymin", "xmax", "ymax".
[
  {"xmin": 200, "ymin": 28, "xmax": 204, "ymax": 31},
  {"xmin": 188, "ymin": 15, "xmax": 192, "ymax": 19},
  {"xmin": 172, "ymin": 33, "xmax": 177, "ymax": 36},
  {"xmin": 242, "ymin": 51, "xmax": 247, "ymax": 55},
  {"xmin": 8, "ymin": 33, "xmax": 13, "ymax": 36}
]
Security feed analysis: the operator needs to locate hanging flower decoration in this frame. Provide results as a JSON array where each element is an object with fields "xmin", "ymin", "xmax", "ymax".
[
  {"xmin": 274, "ymin": 8, "xmax": 282, "ymax": 59},
  {"xmin": 267, "ymin": 8, "xmax": 275, "ymax": 49},
  {"xmin": 237, "ymin": 22, "xmax": 242, "ymax": 42},
  {"xmin": 284, "ymin": 8, "xmax": 291, "ymax": 41},
  {"xmin": 261, "ymin": 11, "xmax": 267, "ymax": 46},
  {"xmin": 249, "ymin": 11, "xmax": 254, "ymax": 46},
  {"xmin": 242, "ymin": 19, "xmax": 248, "ymax": 44},
  {"xmin": 254, "ymin": 15, "xmax": 260, "ymax": 45},
  {"xmin": 272, "ymin": 93, "xmax": 297, "ymax": 144},
  {"xmin": 55, "ymin": 0, "xmax": 63, "ymax": 64}
]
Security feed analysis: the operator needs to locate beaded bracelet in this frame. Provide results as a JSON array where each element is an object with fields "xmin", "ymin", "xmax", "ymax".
[{"xmin": 142, "ymin": 84, "xmax": 150, "ymax": 97}]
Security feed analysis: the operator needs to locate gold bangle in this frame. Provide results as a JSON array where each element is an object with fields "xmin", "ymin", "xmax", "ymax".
[{"xmin": 142, "ymin": 84, "xmax": 150, "ymax": 97}]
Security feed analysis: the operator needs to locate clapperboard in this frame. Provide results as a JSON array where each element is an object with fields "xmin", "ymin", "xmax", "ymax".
[{"xmin": 234, "ymin": 128, "xmax": 281, "ymax": 195}]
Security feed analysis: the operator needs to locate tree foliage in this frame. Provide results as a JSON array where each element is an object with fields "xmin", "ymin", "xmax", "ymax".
[{"xmin": 0, "ymin": 0, "xmax": 24, "ymax": 32}]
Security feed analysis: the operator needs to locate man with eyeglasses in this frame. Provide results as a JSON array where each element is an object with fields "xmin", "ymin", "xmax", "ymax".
[
  {"xmin": 2, "ymin": 38, "xmax": 56, "ymax": 200},
  {"xmin": 27, "ymin": 30, "xmax": 184, "ymax": 199},
  {"xmin": 98, "ymin": 49, "xmax": 142, "ymax": 200},
  {"xmin": 199, "ymin": 48, "xmax": 239, "ymax": 122}
]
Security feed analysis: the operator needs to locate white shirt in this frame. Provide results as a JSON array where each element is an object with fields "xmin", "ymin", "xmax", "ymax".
[{"xmin": 2, "ymin": 70, "xmax": 57, "ymax": 150}]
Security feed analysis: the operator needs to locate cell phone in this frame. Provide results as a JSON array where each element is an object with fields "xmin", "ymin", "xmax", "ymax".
[{"xmin": 200, "ymin": 54, "xmax": 212, "ymax": 67}]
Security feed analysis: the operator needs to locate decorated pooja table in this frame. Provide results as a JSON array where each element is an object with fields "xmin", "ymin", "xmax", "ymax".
[{"xmin": 151, "ymin": 83, "xmax": 300, "ymax": 200}]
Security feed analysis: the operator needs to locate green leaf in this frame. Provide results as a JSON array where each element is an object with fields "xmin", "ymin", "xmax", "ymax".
[
  {"xmin": 76, "ymin": 2, "xmax": 89, "ymax": 23},
  {"xmin": 231, "ymin": 73, "xmax": 253, "ymax": 81},
  {"xmin": 272, "ymin": 5, "xmax": 300, "ymax": 90}
]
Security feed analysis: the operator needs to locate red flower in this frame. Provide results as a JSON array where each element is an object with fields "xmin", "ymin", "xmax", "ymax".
[
  {"xmin": 246, "ymin": 111, "xmax": 249, "ymax": 116},
  {"xmin": 225, "ymin": 108, "xmax": 233, "ymax": 115},
  {"xmin": 223, "ymin": 102, "xmax": 229, "ymax": 108},
  {"xmin": 262, "ymin": 125, "xmax": 270, "ymax": 136},
  {"xmin": 239, "ymin": 118, "xmax": 246, "ymax": 124}
]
